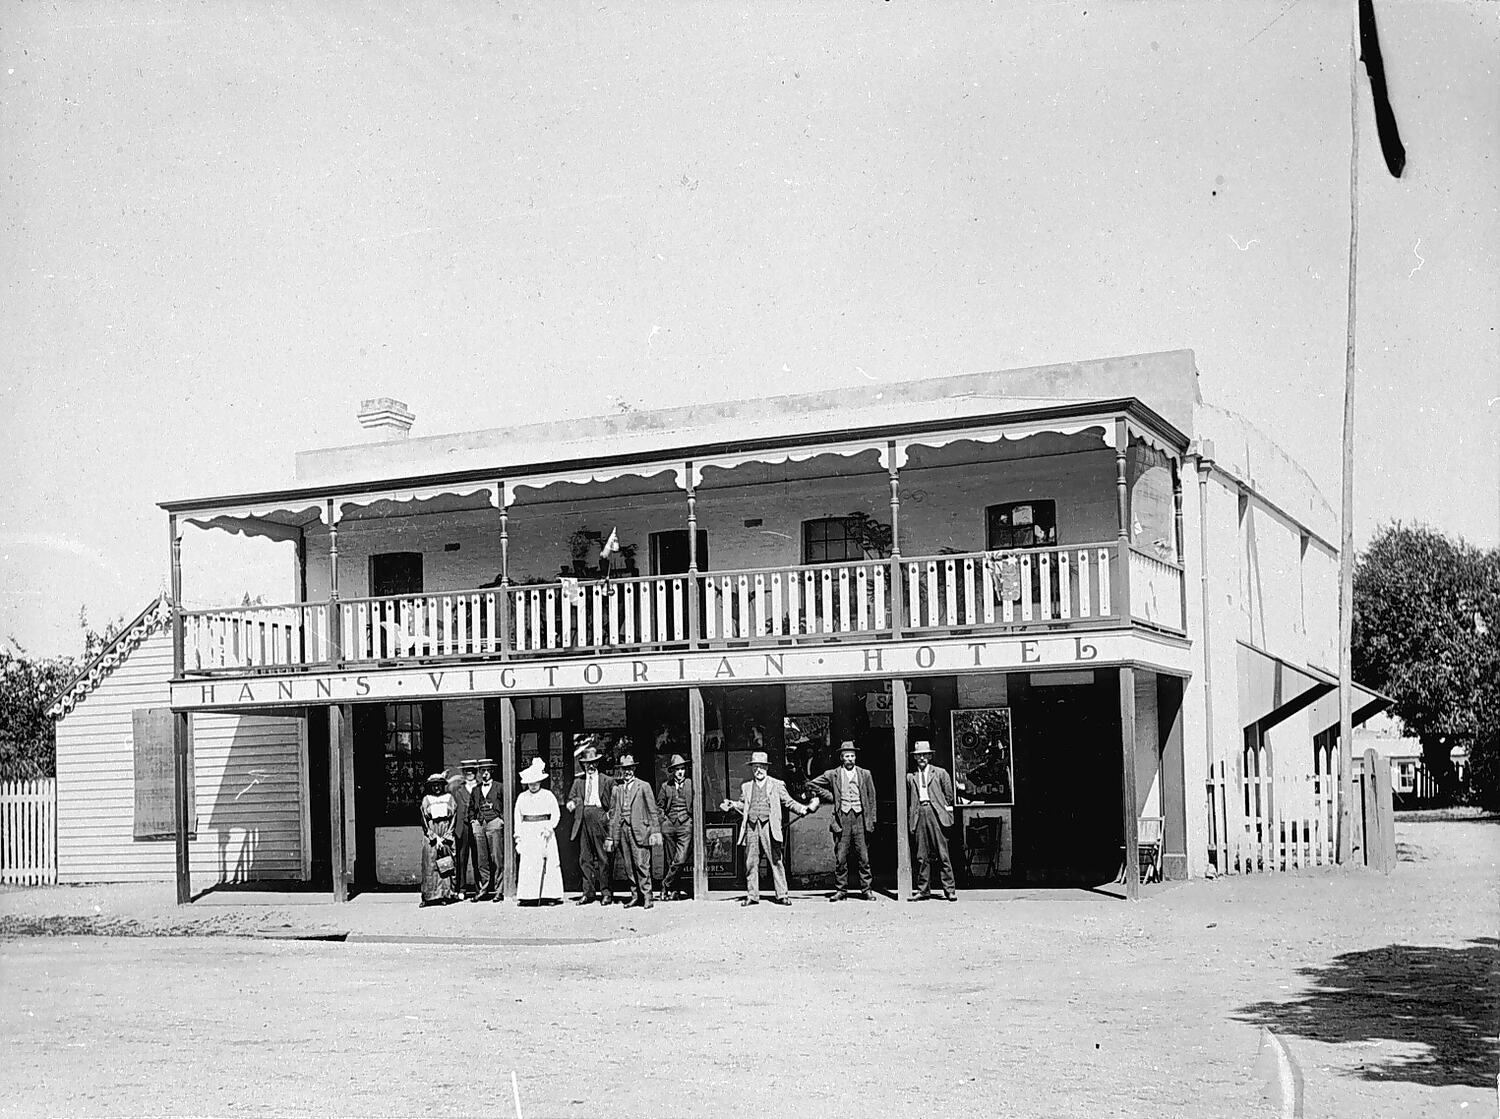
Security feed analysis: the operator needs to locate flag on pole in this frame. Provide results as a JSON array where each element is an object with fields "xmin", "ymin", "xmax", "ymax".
[
  {"xmin": 600, "ymin": 527, "xmax": 621, "ymax": 579},
  {"xmin": 1358, "ymin": 0, "xmax": 1406, "ymax": 177}
]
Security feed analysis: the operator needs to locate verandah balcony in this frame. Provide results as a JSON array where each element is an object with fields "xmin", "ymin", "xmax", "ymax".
[{"xmin": 177, "ymin": 540, "xmax": 1184, "ymax": 674}]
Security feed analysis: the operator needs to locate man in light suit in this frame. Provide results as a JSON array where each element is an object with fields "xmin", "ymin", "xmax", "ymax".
[
  {"xmin": 566, "ymin": 746, "xmax": 616, "ymax": 905},
  {"xmin": 907, "ymin": 740, "xmax": 957, "ymax": 901},
  {"xmin": 604, "ymin": 752, "xmax": 663, "ymax": 908},
  {"xmin": 721, "ymin": 750, "xmax": 812, "ymax": 906},
  {"xmin": 805, "ymin": 740, "xmax": 879, "ymax": 901}
]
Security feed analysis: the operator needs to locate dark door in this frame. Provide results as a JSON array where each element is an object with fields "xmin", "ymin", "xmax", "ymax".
[
  {"xmin": 650, "ymin": 531, "xmax": 708, "ymax": 645},
  {"xmin": 650, "ymin": 530, "xmax": 708, "ymax": 574},
  {"xmin": 352, "ymin": 701, "xmax": 443, "ymax": 890},
  {"xmin": 370, "ymin": 552, "xmax": 423, "ymax": 597},
  {"xmin": 1011, "ymin": 672, "xmax": 1122, "ymax": 885}
]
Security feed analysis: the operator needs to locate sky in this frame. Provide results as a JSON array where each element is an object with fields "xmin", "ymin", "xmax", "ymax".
[{"xmin": 3, "ymin": 0, "xmax": 1497, "ymax": 659}]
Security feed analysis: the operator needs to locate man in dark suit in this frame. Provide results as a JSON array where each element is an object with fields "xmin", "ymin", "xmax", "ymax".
[
  {"xmin": 806, "ymin": 741, "xmax": 879, "ymax": 901},
  {"xmin": 605, "ymin": 752, "xmax": 663, "ymax": 908},
  {"xmin": 907, "ymin": 740, "xmax": 957, "ymax": 902},
  {"xmin": 656, "ymin": 754, "xmax": 694, "ymax": 900},
  {"xmin": 565, "ymin": 746, "xmax": 616, "ymax": 905},
  {"xmin": 470, "ymin": 759, "xmax": 505, "ymax": 901},
  {"xmin": 450, "ymin": 762, "xmax": 479, "ymax": 900}
]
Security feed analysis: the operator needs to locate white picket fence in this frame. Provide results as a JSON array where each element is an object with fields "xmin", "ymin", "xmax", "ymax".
[
  {"xmin": 1206, "ymin": 745, "xmax": 1340, "ymax": 874},
  {"xmin": 0, "ymin": 778, "xmax": 58, "ymax": 885}
]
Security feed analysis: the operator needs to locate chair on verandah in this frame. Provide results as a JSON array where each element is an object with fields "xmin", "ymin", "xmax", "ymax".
[
  {"xmin": 1120, "ymin": 816, "xmax": 1166, "ymax": 884},
  {"xmin": 963, "ymin": 816, "xmax": 1004, "ymax": 883}
]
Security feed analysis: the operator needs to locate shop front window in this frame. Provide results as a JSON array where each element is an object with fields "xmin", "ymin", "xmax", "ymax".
[
  {"xmin": 381, "ymin": 704, "xmax": 428, "ymax": 825},
  {"xmin": 951, "ymin": 707, "xmax": 1015, "ymax": 805}
]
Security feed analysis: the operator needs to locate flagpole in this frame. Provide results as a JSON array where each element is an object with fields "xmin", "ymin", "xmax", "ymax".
[{"xmin": 1337, "ymin": 7, "xmax": 1361, "ymax": 865}]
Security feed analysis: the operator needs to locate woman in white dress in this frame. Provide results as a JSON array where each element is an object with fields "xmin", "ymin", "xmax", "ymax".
[{"xmin": 514, "ymin": 758, "xmax": 564, "ymax": 905}]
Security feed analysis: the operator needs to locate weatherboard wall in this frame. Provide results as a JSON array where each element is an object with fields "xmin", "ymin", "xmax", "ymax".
[{"xmin": 53, "ymin": 629, "xmax": 308, "ymax": 885}]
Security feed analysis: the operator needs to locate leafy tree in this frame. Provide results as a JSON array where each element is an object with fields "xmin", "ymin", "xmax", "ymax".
[
  {"xmin": 1, "ymin": 608, "xmax": 129, "ymax": 781},
  {"xmin": 1353, "ymin": 524, "xmax": 1500, "ymax": 804},
  {"xmin": 0, "ymin": 642, "xmax": 79, "ymax": 780}
]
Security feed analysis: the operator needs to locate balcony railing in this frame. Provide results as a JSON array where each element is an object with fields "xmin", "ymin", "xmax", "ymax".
[{"xmin": 177, "ymin": 543, "xmax": 1184, "ymax": 673}]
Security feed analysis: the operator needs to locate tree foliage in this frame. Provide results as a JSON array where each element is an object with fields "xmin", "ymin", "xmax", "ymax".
[
  {"xmin": 0, "ymin": 643, "xmax": 80, "ymax": 780},
  {"xmin": 1353, "ymin": 524, "xmax": 1500, "ymax": 805},
  {"xmin": 1, "ymin": 611, "xmax": 127, "ymax": 782}
]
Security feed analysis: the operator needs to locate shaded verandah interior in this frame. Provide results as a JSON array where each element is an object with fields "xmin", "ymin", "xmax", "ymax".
[{"xmin": 167, "ymin": 664, "xmax": 1188, "ymax": 904}]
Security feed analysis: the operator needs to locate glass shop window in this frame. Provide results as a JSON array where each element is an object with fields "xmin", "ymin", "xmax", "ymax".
[
  {"xmin": 986, "ymin": 500, "xmax": 1058, "ymax": 550},
  {"xmin": 802, "ymin": 517, "xmax": 865, "ymax": 564},
  {"xmin": 382, "ymin": 704, "xmax": 427, "ymax": 825}
]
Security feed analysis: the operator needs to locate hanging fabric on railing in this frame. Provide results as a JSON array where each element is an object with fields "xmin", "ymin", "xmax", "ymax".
[
  {"xmin": 560, "ymin": 577, "xmax": 584, "ymax": 608},
  {"xmin": 982, "ymin": 552, "xmax": 1021, "ymax": 600}
]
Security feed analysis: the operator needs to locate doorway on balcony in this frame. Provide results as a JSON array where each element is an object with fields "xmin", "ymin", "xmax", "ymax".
[
  {"xmin": 650, "ymin": 530, "xmax": 707, "ymax": 647},
  {"xmin": 368, "ymin": 552, "xmax": 422, "ymax": 661}
]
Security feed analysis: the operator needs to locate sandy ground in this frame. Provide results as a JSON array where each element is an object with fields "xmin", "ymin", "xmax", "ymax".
[{"xmin": 1, "ymin": 817, "xmax": 1495, "ymax": 1119}]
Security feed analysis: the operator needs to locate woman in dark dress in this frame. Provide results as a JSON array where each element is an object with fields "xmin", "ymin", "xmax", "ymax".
[{"xmin": 419, "ymin": 772, "xmax": 459, "ymax": 906}]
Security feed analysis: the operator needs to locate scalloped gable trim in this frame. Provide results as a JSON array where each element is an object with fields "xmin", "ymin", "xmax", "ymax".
[{"xmin": 46, "ymin": 597, "xmax": 173, "ymax": 720}]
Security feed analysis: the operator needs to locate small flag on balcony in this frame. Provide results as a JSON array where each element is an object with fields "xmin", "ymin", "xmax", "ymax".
[{"xmin": 600, "ymin": 527, "xmax": 621, "ymax": 579}]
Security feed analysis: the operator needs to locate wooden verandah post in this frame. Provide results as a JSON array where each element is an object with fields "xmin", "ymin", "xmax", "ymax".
[{"xmin": 688, "ymin": 686, "xmax": 708, "ymax": 900}]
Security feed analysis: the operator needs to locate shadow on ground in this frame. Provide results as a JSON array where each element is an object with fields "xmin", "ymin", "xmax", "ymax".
[{"xmin": 1235, "ymin": 938, "xmax": 1500, "ymax": 1088}]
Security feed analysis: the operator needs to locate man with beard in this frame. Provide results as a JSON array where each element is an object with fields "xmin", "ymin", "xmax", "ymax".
[
  {"xmin": 605, "ymin": 752, "xmax": 663, "ymax": 908},
  {"xmin": 805, "ymin": 741, "xmax": 878, "ymax": 902}
]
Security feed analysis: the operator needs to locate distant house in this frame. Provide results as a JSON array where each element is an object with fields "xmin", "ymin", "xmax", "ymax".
[
  {"xmin": 1353, "ymin": 713, "xmax": 1468, "ymax": 807},
  {"xmin": 46, "ymin": 597, "xmax": 309, "ymax": 889}
]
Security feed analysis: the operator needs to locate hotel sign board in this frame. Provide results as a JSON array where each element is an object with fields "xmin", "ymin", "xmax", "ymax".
[{"xmin": 171, "ymin": 630, "xmax": 1192, "ymax": 711}]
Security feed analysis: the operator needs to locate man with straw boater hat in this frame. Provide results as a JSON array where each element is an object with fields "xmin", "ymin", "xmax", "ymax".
[
  {"xmin": 451, "ymin": 760, "xmax": 481, "ymax": 900},
  {"xmin": 604, "ymin": 751, "xmax": 663, "ymax": 908},
  {"xmin": 656, "ymin": 753, "xmax": 694, "ymax": 900},
  {"xmin": 470, "ymin": 758, "xmax": 505, "ymax": 902},
  {"xmin": 805, "ymin": 740, "xmax": 878, "ymax": 901},
  {"xmin": 566, "ymin": 743, "xmax": 616, "ymax": 905},
  {"xmin": 721, "ymin": 749, "xmax": 812, "ymax": 906},
  {"xmin": 907, "ymin": 740, "xmax": 957, "ymax": 902}
]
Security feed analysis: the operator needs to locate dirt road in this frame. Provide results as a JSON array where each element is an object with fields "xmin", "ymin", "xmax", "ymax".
[{"xmin": 1, "ymin": 818, "xmax": 1494, "ymax": 1118}]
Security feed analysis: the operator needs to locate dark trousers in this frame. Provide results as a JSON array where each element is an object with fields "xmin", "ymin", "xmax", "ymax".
[
  {"xmin": 616, "ymin": 836, "xmax": 652, "ymax": 903},
  {"xmin": 661, "ymin": 822, "xmax": 692, "ymax": 894},
  {"xmin": 474, "ymin": 818, "xmax": 505, "ymax": 897},
  {"xmin": 578, "ymin": 806, "xmax": 612, "ymax": 898},
  {"xmin": 913, "ymin": 804, "xmax": 956, "ymax": 893},
  {"xmin": 455, "ymin": 825, "xmax": 478, "ymax": 896},
  {"xmin": 834, "ymin": 810, "xmax": 872, "ymax": 891}
]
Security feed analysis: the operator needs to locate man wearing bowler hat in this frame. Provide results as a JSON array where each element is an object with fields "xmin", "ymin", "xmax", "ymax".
[
  {"xmin": 604, "ymin": 752, "xmax": 662, "ymax": 908},
  {"xmin": 721, "ymin": 750, "xmax": 811, "ymax": 906},
  {"xmin": 656, "ymin": 754, "xmax": 694, "ymax": 900},
  {"xmin": 806, "ymin": 740, "xmax": 879, "ymax": 901},
  {"xmin": 470, "ymin": 759, "xmax": 505, "ymax": 902},
  {"xmin": 907, "ymin": 740, "xmax": 957, "ymax": 901},
  {"xmin": 566, "ymin": 745, "xmax": 616, "ymax": 904}
]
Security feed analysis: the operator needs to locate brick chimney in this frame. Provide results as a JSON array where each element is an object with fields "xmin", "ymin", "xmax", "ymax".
[{"xmin": 358, "ymin": 397, "xmax": 415, "ymax": 441}]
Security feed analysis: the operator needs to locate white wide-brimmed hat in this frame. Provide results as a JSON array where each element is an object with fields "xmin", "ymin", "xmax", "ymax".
[{"xmin": 519, "ymin": 758, "xmax": 547, "ymax": 784}]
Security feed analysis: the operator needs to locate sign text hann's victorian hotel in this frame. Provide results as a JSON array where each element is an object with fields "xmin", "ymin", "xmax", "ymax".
[{"xmin": 53, "ymin": 351, "xmax": 1386, "ymax": 900}]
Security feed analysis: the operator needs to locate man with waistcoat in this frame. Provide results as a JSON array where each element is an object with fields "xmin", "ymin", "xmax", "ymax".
[
  {"xmin": 656, "ymin": 754, "xmax": 694, "ymax": 900},
  {"xmin": 721, "ymin": 750, "xmax": 811, "ymax": 906},
  {"xmin": 604, "ymin": 752, "xmax": 663, "ymax": 908},
  {"xmin": 806, "ymin": 741, "xmax": 879, "ymax": 901},
  {"xmin": 450, "ymin": 762, "xmax": 479, "ymax": 900},
  {"xmin": 470, "ymin": 759, "xmax": 505, "ymax": 902},
  {"xmin": 907, "ymin": 740, "xmax": 957, "ymax": 902},
  {"xmin": 565, "ymin": 746, "xmax": 616, "ymax": 905}
]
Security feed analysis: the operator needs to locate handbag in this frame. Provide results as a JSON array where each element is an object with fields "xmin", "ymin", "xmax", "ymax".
[{"xmin": 436, "ymin": 853, "xmax": 456, "ymax": 876}]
